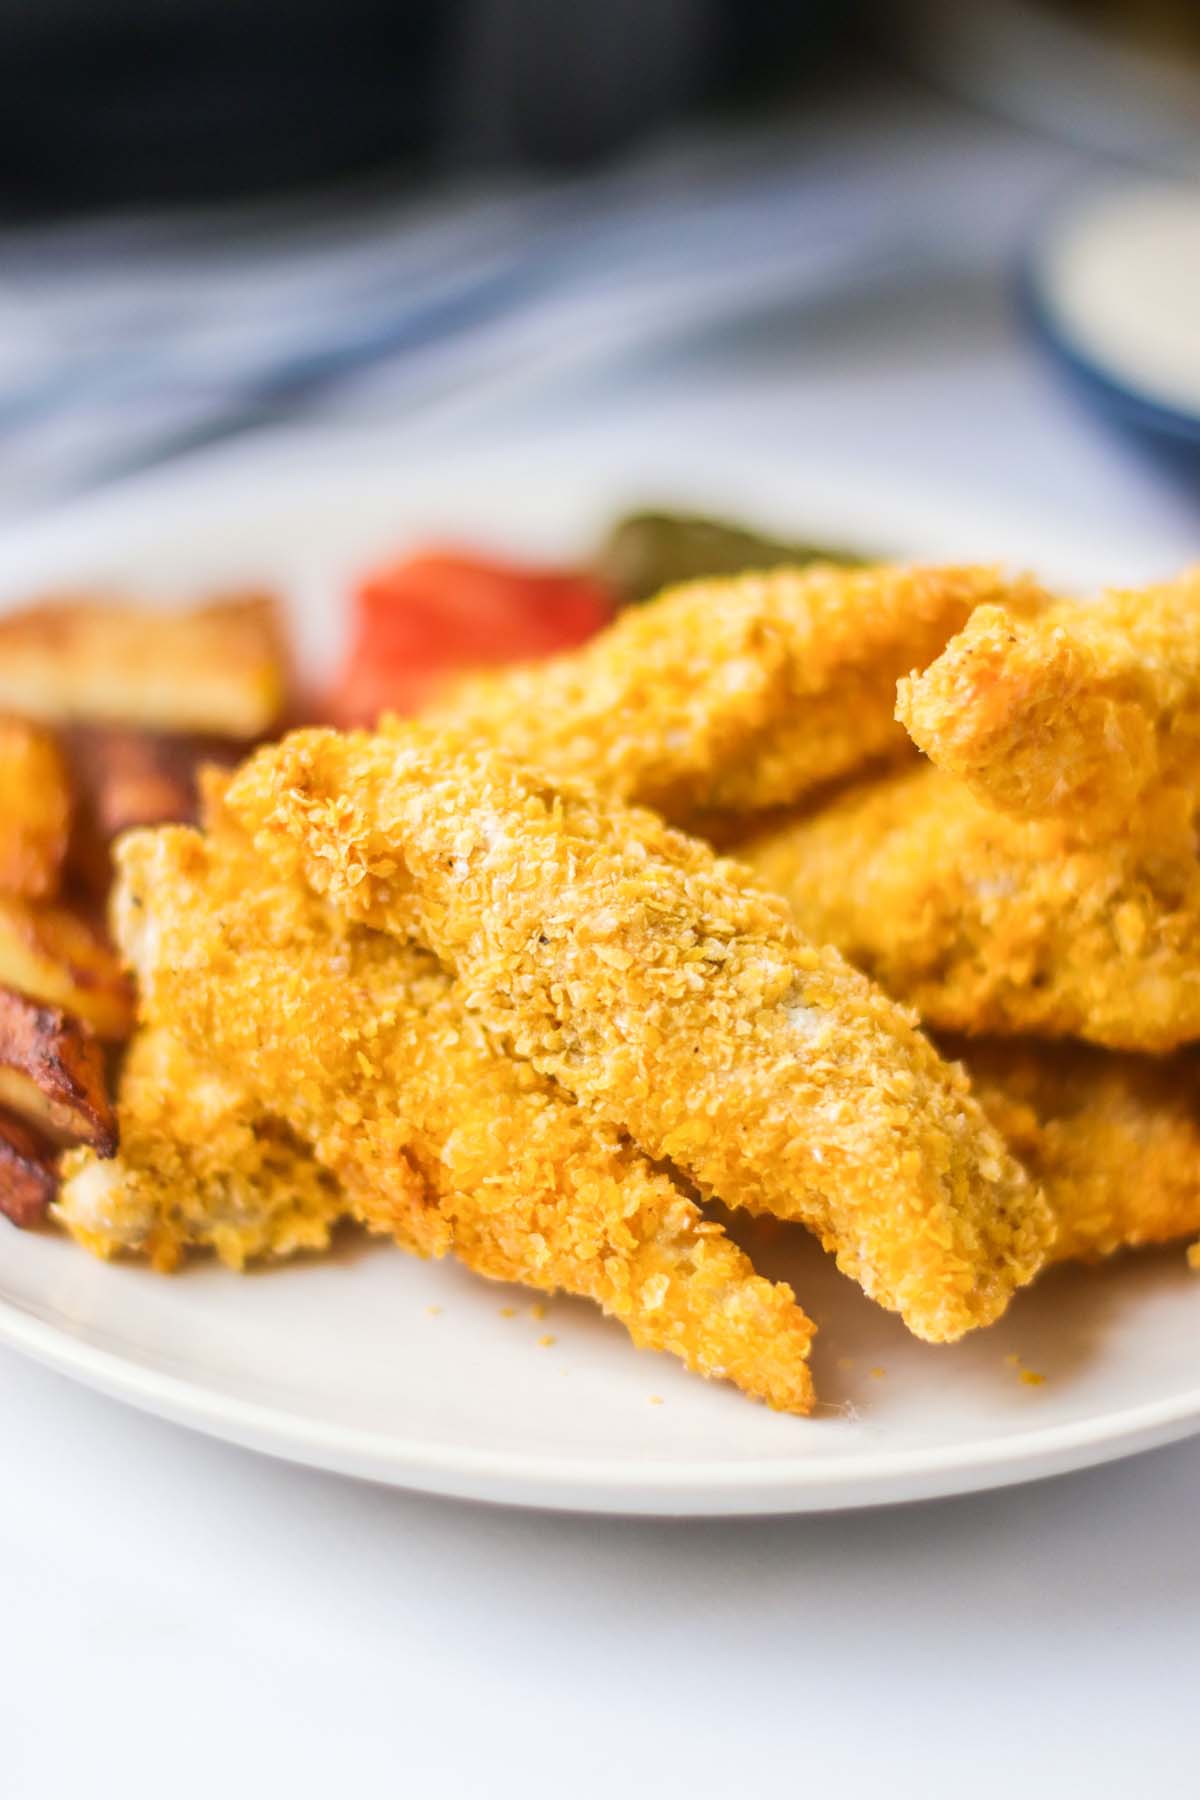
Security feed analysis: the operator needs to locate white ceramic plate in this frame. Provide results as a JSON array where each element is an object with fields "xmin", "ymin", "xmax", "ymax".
[{"xmin": 1, "ymin": 429, "xmax": 1198, "ymax": 1515}]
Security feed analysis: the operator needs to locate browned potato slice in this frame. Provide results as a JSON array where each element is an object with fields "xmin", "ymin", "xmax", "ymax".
[
  {"xmin": 0, "ymin": 592, "xmax": 287, "ymax": 738},
  {"xmin": 0, "ymin": 987, "xmax": 116, "ymax": 1154},
  {"xmin": 67, "ymin": 727, "xmax": 244, "ymax": 839},
  {"xmin": 0, "ymin": 717, "xmax": 72, "ymax": 899},
  {"xmin": 0, "ymin": 897, "xmax": 134, "ymax": 1040},
  {"xmin": 0, "ymin": 1107, "xmax": 58, "ymax": 1226}
]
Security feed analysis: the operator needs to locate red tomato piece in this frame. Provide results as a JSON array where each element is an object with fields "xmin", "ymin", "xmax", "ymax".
[{"xmin": 328, "ymin": 546, "xmax": 614, "ymax": 725}]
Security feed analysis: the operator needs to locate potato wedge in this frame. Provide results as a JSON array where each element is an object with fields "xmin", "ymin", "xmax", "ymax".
[
  {"xmin": 0, "ymin": 896, "xmax": 134, "ymax": 1040},
  {"xmin": 67, "ymin": 727, "xmax": 245, "ymax": 840},
  {"xmin": 0, "ymin": 1107, "xmax": 58, "ymax": 1226},
  {"xmin": 0, "ymin": 717, "xmax": 72, "ymax": 899},
  {"xmin": 0, "ymin": 592, "xmax": 287, "ymax": 738},
  {"xmin": 0, "ymin": 987, "xmax": 116, "ymax": 1154}
]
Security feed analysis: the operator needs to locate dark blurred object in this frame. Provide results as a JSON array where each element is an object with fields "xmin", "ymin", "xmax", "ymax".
[
  {"xmin": 896, "ymin": 0, "xmax": 1200, "ymax": 170},
  {"xmin": 0, "ymin": 0, "xmax": 850, "ymax": 212},
  {"xmin": 597, "ymin": 508, "xmax": 863, "ymax": 604}
]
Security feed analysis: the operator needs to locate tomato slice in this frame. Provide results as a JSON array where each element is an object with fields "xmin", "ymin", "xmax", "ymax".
[{"xmin": 328, "ymin": 546, "xmax": 614, "ymax": 725}]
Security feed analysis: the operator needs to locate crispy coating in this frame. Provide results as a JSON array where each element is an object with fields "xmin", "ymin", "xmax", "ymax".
[
  {"xmin": 225, "ymin": 728, "xmax": 1052, "ymax": 1343},
  {"xmin": 897, "ymin": 571, "xmax": 1200, "ymax": 834},
  {"xmin": 425, "ymin": 564, "xmax": 1034, "ymax": 830},
  {"xmin": 110, "ymin": 825, "xmax": 817, "ymax": 1414},
  {"xmin": 58, "ymin": 1028, "xmax": 343, "ymax": 1271},
  {"xmin": 0, "ymin": 718, "xmax": 72, "ymax": 899},
  {"xmin": 951, "ymin": 1039, "xmax": 1200, "ymax": 1264},
  {"xmin": 745, "ymin": 764, "xmax": 1200, "ymax": 1053},
  {"xmin": 0, "ymin": 592, "xmax": 287, "ymax": 738}
]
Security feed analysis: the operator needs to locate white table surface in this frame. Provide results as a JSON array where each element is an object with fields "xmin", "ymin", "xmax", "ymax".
[{"xmin": 5, "ymin": 106, "xmax": 1200, "ymax": 1799}]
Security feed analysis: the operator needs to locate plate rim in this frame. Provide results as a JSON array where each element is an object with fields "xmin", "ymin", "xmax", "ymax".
[{"xmin": 3, "ymin": 1283, "xmax": 1199, "ymax": 1512}]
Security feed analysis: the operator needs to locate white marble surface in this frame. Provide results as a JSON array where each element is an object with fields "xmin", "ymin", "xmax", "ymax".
[{"xmin": 5, "ymin": 91, "xmax": 1200, "ymax": 1798}]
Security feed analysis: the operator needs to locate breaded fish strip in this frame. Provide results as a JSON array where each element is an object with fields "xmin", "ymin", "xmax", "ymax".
[
  {"xmin": 58, "ymin": 1027, "xmax": 343, "ymax": 1271},
  {"xmin": 897, "ymin": 571, "xmax": 1200, "ymax": 834},
  {"xmin": 111, "ymin": 826, "xmax": 817, "ymax": 1414},
  {"xmin": 425, "ymin": 564, "xmax": 1035, "ymax": 830},
  {"xmin": 226, "ymin": 729, "xmax": 1052, "ymax": 1342},
  {"xmin": 951, "ymin": 1039, "xmax": 1200, "ymax": 1264},
  {"xmin": 744, "ymin": 765, "xmax": 1200, "ymax": 1053}
]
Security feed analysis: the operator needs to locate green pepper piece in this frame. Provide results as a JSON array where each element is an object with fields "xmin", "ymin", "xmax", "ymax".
[{"xmin": 596, "ymin": 509, "xmax": 867, "ymax": 605}]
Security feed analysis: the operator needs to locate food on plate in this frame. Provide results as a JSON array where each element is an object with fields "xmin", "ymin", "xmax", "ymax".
[
  {"xmin": 425, "ymin": 564, "xmax": 1037, "ymax": 832},
  {"xmin": 105, "ymin": 818, "xmax": 818, "ymax": 1413},
  {"xmin": 0, "ymin": 895, "xmax": 134, "ymax": 1040},
  {"xmin": 0, "ymin": 718, "xmax": 72, "ymax": 900},
  {"xmin": 951, "ymin": 1039, "xmax": 1200, "ymax": 1263},
  {"xmin": 66, "ymin": 727, "xmax": 240, "ymax": 840},
  {"xmin": 58, "ymin": 1027, "xmax": 344, "ymax": 1271},
  {"xmin": 0, "ymin": 1108, "xmax": 59, "ymax": 1227},
  {"xmin": 331, "ymin": 549, "xmax": 614, "ymax": 723},
  {"xmin": 897, "ymin": 570, "xmax": 1200, "ymax": 835},
  {"xmin": 227, "ymin": 727, "xmax": 1053, "ymax": 1343},
  {"xmin": 8, "ymin": 515, "xmax": 1200, "ymax": 1419},
  {"xmin": 595, "ymin": 508, "xmax": 863, "ymax": 605},
  {"xmin": 0, "ymin": 592, "xmax": 287, "ymax": 737},
  {"xmin": 0, "ymin": 985, "xmax": 116, "ymax": 1154},
  {"xmin": 744, "ymin": 764, "xmax": 1200, "ymax": 1053}
]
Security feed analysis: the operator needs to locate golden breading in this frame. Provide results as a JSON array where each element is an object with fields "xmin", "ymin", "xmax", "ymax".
[
  {"xmin": 225, "ymin": 728, "xmax": 1052, "ymax": 1343},
  {"xmin": 111, "ymin": 824, "xmax": 818, "ymax": 1415},
  {"xmin": 897, "ymin": 570, "xmax": 1200, "ymax": 834},
  {"xmin": 424, "ymin": 564, "xmax": 1037, "ymax": 830},
  {"xmin": 0, "ymin": 592, "xmax": 287, "ymax": 738},
  {"xmin": 57, "ymin": 1027, "xmax": 343, "ymax": 1271},
  {"xmin": 0, "ymin": 984, "xmax": 116, "ymax": 1153},
  {"xmin": 744, "ymin": 764, "xmax": 1200, "ymax": 1054},
  {"xmin": 0, "ymin": 718, "xmax": 72, "ymax": 899},
  {"xmin": 951, "ymin": 1039, "xmax": 1200, "ymax": 1264},
  {"xmin": 0, "ymin": 895, "xmax": 134, "ymax": 1040}
]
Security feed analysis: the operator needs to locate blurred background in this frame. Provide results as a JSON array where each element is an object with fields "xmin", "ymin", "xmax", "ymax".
[{"xmin": 0, "ymin": 0, "xmax": 1197, "ymax": 513}]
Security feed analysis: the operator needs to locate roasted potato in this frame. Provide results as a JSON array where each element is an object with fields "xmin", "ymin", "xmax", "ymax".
[
  {"xmin": 0, "ymin": 896, "xmax": 134, "ymax": 1040},
  {"xmin": 0, "ymin": 592, "xmax": 288, "ymax": 738},
  {"xmin": 0, "ymin": 1107, "xmax": 58, "ymax": 1226},
  {"xmin": 0, "ymin": 717, "xmax": 72, "ymax": 899},
  {"xmin": 0, "ymin": 986, "xmax": 116, "ymax": 1154}
]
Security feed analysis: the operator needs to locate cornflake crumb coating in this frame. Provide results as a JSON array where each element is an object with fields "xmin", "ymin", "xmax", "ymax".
[
  {"xmin": 58, "ymin": 1026, "xmax": 343, "ymax": 1270},
  {"xmin": 745, "ymin": 764, "xmax": 1200, "ymax": 1053},
  {"xmin": 897, "ymin": 570, "xmax": 1200, "ymax": 835},
  {"xmin": 110, "ymin": 821, "xmax": 817, "ymax": 1414},
  {"xmin": 425, "ymin": 563, "xmax": 1038, "ymax": 830},
  {"xmin": 225, "ymin": 728, "xmax": 1053, "ymax": 1344},
  {"xmin": 950, "ymin": 1038, "xmax": 1200, "ymax": 1263}
]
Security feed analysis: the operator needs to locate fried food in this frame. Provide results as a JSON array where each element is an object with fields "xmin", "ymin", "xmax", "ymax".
[
  {"xmin": 0, "ymin": 1108, "xmax": 58, "ymax": 1227},
  {"xmin": 0, "ymin": 718, "xmax": 72, "ymax": 899},
  {"xmin": 744, "ymin": 764, "xmax": 1200, "ymax": 1053},
  {"xmin": 0, "ymin": 985, "xmax": 116, "ymax": 1153},
  {"xmin": 226, "ymin": 728, "xmax": 1052, "ymax": 1342},
  {"xmin": 111, "ymin": 823, "xmax": 818, "ymax": 1414},
  {"xmin": 62, "ymin": 726, "xmax": 245, "ymax": 900},
  {"xmin": 897, "ymin": 570, "xmax": 1200, "ymax": 834},
  {"xmin": 0, "ymin": 895, "xmax": 134, "ymax": 1040},
  {"xmin": 951, "ymin": 1039, "xmax": 1200, "ymax": 1264},
  {"xmin": 0, "ymin": 592, "xmax": 287, "ymax": 738},
  {"xmin": 58, "ymin": 1028, "xmax": 344, "ymax": 1271},
  {"xmin": 425, "ymin": 564, "xmax": 1038, "ymax": 831}
]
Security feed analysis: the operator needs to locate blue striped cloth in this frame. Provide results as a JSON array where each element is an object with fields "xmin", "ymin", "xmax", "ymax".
[{"xmin": 0, "ymin": 83, "xmax": 1083, "ymax": 513}]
